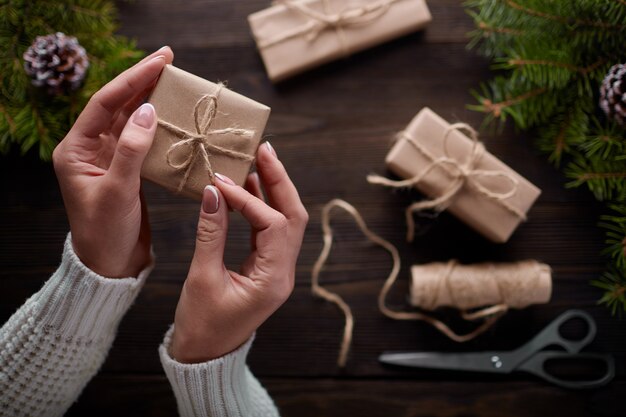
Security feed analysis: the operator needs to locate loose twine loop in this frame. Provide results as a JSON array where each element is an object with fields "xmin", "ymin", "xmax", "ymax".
[
  {"xmin": 367, "ymin": 123, "xmax": 526, "ymax": 242},
  {"xmin": 259, "ymin": 0, "xmax": 402, "ymax": 55},
  {"xmin": 311, "ymin": 199, "xmax": 509, "ymax": 368},
  {"xmin": 157, "ymin": 83, "xmax": 255, "ymax": 192}
]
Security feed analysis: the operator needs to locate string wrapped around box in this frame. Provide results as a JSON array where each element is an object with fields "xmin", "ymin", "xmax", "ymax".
[
  {"xmin": 159, "ymin": 84, "xmax": 256, "ymax": 192},
  {"xmin": 248, "ymin": 0, "xmax": 432, "ymax": 81},
  {"xmin": 367, "ymin": 108, "xmax": 541, "ymax": 243},
  {"xmin": 141, "ymin": 65, "xmax": 271, "ymax": 199},
  {"xmin": 311, "ymin": 199, "xmax": 552, "ymax": 367}
]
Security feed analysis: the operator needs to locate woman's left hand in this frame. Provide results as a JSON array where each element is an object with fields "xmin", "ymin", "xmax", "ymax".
[{"xmin": 53, "ymin": 47, "xmax": 174, "ymax": 278}]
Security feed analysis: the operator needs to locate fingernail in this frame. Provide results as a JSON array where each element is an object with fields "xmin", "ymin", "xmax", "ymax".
[
  {"xmin": 133, "ymin": 103, "xmax": 155, "ymax": 129},
  {"xmin": 157, "ymin": 45, "xmax": 169, "ymax": 52},
  {"xmin": 265, "ymin": 141, "xmax": 277, "ymax": 157},
  {"xmin": 215, "ymin": 172, "xmax": 235, "ymax": 185},
  {"xmin": 150, "ymin": 55, "xmax": 166, "ymax": 62},
  {"xmin": 202, "ymin": 186, "xmax": 219, "ymax": 214}
]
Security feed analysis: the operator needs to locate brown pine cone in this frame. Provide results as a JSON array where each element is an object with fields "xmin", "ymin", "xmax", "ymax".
[
  {"xmin": 23, "ymin": 32, "xmax": 89, "ymax": 95},
  {"xmin": 599, "ymin": 63, "xmax": 626, "ymax": 125}
]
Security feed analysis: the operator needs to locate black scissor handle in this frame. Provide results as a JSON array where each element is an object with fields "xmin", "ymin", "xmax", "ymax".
[
  {"xmin": 525, "ymin": 309, "xmax": 596, "ymax": 354},
  {"xmin": 517, "ymin": 351, "xmax": 615, "ymax": 389}
]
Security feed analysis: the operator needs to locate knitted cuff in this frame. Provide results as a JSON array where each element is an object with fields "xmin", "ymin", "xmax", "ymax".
[
  {"xmin": 159, "ymin": 326, "xmax": 255, "ymax": 417},
  {"xmin": 31, "ymin": 233, "xmax": 154, "ymax": 340}
]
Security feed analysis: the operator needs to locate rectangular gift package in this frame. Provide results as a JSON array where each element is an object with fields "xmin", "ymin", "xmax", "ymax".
[
  {"xmin": 248, "ymin": 0, "xmax": 432, "ymax": 82},
  {"xmin": 141, "ymin": 65, "xmax": 271, "ymax": 200},
  {"xmin": 385, "ymin": 108, "xmax": 541, "ymax": 243}
]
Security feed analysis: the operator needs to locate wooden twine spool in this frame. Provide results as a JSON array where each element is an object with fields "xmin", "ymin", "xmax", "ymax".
[{"xmin": 312, "ymin": 199, "xmax": 552, "ymax": 367}]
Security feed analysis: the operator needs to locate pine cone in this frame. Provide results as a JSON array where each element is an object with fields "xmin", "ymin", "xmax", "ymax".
[
  {"xmin": 599, "ymin": 63, "xmax": 626, "ymax": 125},
  {"xmin": 23, "ymin": 32, "xmax": 89, "ymax": 95}
]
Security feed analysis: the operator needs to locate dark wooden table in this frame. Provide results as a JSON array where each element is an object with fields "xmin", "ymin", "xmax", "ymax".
[{"xmin": 1, "ymin": 1, "xmax": 624, "ymax": 415}]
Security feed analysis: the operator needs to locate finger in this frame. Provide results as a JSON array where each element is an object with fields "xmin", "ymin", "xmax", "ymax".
[
  {"xmin": 245, "ymin": 172, "xmax": 265, "ymax": 201},
  {"xmin": 189, "ymin": 185, "xmax": 229, "ymax": 279},
  {"xmin": 244, "ymin": 172, "xmax": 264, "ymax": 251},
  {"xmin": 136, "ymin": 45, "xmax": 174, "ymax": 66},
  {"xmin": 256, "ymin": 142, "xmax": 308, "ymax": 224},
  {"xmin": 74, "ymin": 47, "xmax": 173, "ymax": 138},
  {"xmin": 126, "ymin": 188, "xmax": 152, "ymax": 276},
  {"xmin": 109, "ymin": 81, "xmax": 158, "ymax": 138},
  {"xmin": 108, "ymin": 47, "xmax": 174, "ymax": 137},
  {"xmin": 138, "ymin": 188, "xmax": 151, "ymax": 248},
  {"xmin": 107, "ymin": 103, "xmax": 157, "ymax": 181},
  {"xmin": 215, "ymin": 175, "xmax": 288, "ymax": 274},
  {"xmin": 215, "ymin": 173, "xmax": 285, "ymax": 232}
]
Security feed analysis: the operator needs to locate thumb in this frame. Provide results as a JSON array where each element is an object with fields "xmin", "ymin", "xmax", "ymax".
[
  {"xmin": 108, "ymin": 103, "xmax": 157, "ymax": 181},
  {"xmin": 190, "ymin": 185, "xmax": 229, "ymax": 277}
]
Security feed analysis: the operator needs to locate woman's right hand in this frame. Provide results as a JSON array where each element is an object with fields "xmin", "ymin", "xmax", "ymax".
[{"xmin": 170, "ymin": 142, "xmax": 308, "ymax": 363}]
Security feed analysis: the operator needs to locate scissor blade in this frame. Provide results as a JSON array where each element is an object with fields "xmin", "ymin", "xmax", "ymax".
[{"xmin": 379, "ymin": 351, "xmax": 515, "ymax": 374}]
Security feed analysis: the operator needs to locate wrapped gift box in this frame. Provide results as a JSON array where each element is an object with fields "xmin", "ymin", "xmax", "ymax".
[
  {"xmin": 248, "ymin": 0, "xmax": 432, "ymax": 82},
  {"xmin": 380, "ymin": 107, "xmax": 541, "ymax": 243},
  {"xmin": 141, "ymin": 65, "xmax": 271, "ymax": 199}
]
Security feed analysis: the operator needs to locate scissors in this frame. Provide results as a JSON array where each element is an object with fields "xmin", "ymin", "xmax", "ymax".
[{"xmin": 379, "ymin": 309, "xmax": 615, "ymax": 389}]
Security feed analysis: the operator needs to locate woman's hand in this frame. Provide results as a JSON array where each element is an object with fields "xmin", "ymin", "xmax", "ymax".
[
  {"xmin": 53, "ymin": 47, "xmax": 174, "ymax": 278},
  {"xmin": 170, "ymin": 143, "xmax": 308, "ymax": 362}
]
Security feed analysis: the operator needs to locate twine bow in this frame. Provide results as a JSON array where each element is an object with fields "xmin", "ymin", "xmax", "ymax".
[
  {"xmin": 259, "ymin": 0, "xmax": 401, "ymax": 54},
  {"xmin": 367, "ymin": 123, "xmax": 526, "ymax": 242},
  {"xmin": 157, "ymin": 84, "xmax": 255, "ymax": 192}
]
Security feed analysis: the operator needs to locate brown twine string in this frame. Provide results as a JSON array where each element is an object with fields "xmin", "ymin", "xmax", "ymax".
[
  {"xmin": 312, "ymin": 199, "xmax": 509, "ymax": 368},
  {"xmin": 158, "ymin": 83, "xmax": 255, "ymax": 192},
  {"xmin": 367, "ymin": 123, "xmax": 526, "ymax": 242},
  {"xmin": 259, "ymin": 0, "xmax": 402, "ymax": 54}
]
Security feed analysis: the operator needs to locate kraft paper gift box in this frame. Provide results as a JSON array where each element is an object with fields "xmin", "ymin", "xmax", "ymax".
[
  {"xmin": 141, "ymin": 65, "xmax": 271, "ymax": 200},
  {"xmin": 375, "ymin": 107, "xmax": 541, "ymax": 243},
  {"xmin": 248, "ymin": 0, "xmax": 432, "ymax": 82}
]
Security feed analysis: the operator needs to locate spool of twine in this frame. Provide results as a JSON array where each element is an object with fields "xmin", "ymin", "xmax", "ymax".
[
  {"xmin": 409, "ymin": 260, "xmax": 552, "ymax": 311},
  {"xmin": 312, "ymin": 199, "xmax": 552, "ymax": 367}
]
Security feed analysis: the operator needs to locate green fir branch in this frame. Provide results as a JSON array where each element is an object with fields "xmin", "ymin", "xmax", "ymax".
[
  {"xmin": 465, "ymin": 0, "xmax": 626, "ymax": 314},
  {"xmin": 0, "ymin": 0, "xmax": 143, "ymax": 161},
  {"xmin": 599, "ymin": 204, "xmax": 626, "ymax": 270},
  {"xmin": 565, "ymin": 155, "xmax": 626, "ymax": 201},
  {"xmin": 592, "ymin": 268, "xmax": 626, "ymax": 316}
]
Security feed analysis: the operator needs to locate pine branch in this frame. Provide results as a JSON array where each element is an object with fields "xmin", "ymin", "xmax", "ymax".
[
  {"xmin": 479, "ymin": 87, "xmax": 547, "ymax": 117},
  {"xmin": 0, "ymin": 0, "xmax": 143, "ymax": 160},
  {"xmin": 506, "ymin": 58, "xmax": 607, "ymax": 76},
  {"xmin": 566, "ymin": 156, "xmax": 626, "ymax": 201},
  {"xmin": 592, "ymin": 268, "xmax": 626, "ymax": 316},
  {"xmin": 468, "ymin": 75, "xmax": 555, "ymax": 128},
  {"xmin": 466, "ymin": 0, "xmax": 626, "ymax": 315},
  {"xmin": 503, "ymin": 0, "xmax": 626, "ymax": 30},
  {"xmin": 578, "ymin": 120, "xmax": 626, "ymax": 160},
  {"xmin": 599, "ymin": 205, "xmax": 626, "ymax": 270},
  {"xmin": 477, "ymin": 20, "xmax": 524, "ymax": 35}
]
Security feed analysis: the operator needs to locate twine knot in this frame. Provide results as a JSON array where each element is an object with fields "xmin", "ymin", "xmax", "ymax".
[
  {"xmin": 367, "ymin": 122, "xmax": 525, "ymax": 242},
  {"xmin": 259, "ymin": 0, "xmax": 400, "ymax": 53},
  {"xmin": 158, "ymin": 84, "xmax": 255, "ymax": 192}
]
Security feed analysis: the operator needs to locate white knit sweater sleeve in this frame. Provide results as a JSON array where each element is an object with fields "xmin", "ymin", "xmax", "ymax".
[
  {"xmin": 159, "ymin": 328, "xmax": 280, "ymax": 417},
  {"xmin": 0, "ymin": 234, "xmax": 152, "ymax": 417}
]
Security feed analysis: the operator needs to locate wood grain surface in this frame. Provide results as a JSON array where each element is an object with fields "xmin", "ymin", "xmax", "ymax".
[{"xmin": 1, "ymin": 0, "xmax": 624, "ymax": 415}]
